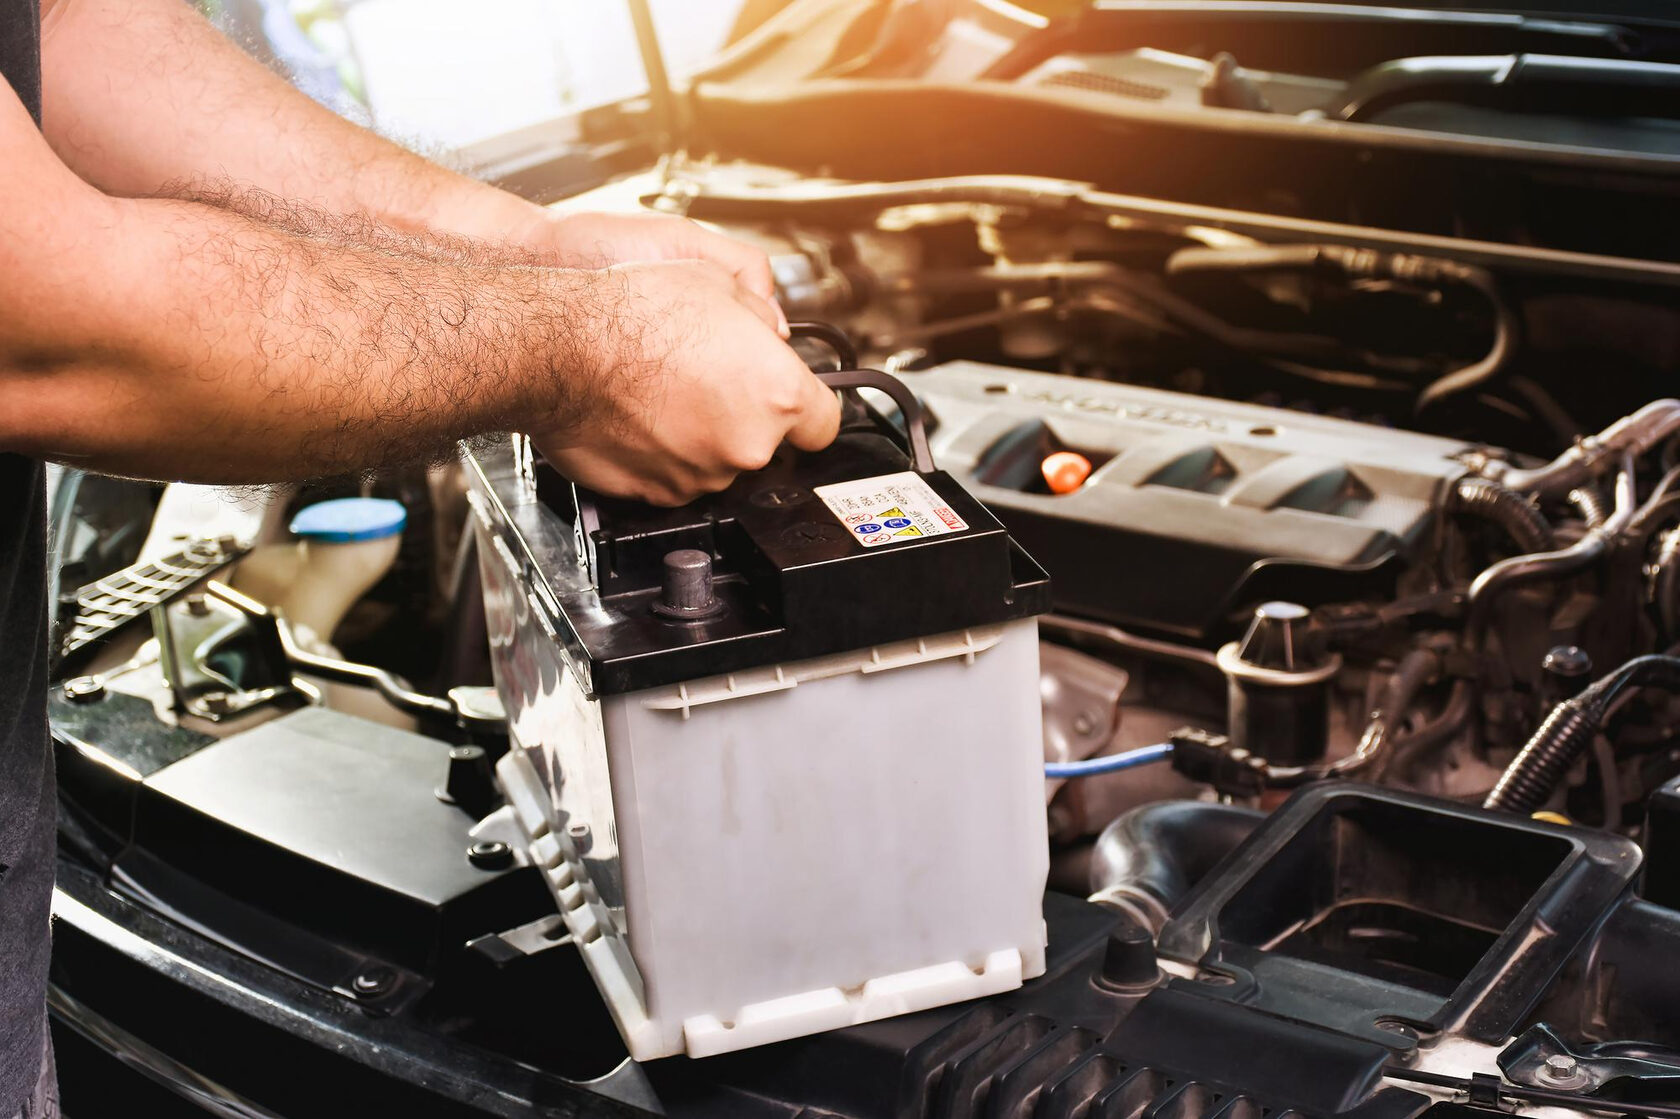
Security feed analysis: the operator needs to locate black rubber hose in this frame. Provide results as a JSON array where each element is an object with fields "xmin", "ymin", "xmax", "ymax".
[
  {"xmin": 1483, "ymin": 698, "xmax": 1602, "ymax": 814},
  {"xmin": 1383, "ymin": 679, "xmax": 1476, "ymax": 782},
  {"xmin": 1653, "ymin": 525, "xmax": 1680, "ymax": 645},
  {"xmin": 1165, "ymin": 243, "xmax": 1516, "ymax": 408},
  {"xmin": 1367, "ymin": 646, "xmax": 1445, "ymax": 781},
  {"xmin": 1449, "ymin": 477, "xmax": 1556, "ymax": 554},
  {"xmin": 1466, "ymin": 458, "xmax": 1635, "ymax": 654},
  {"xmin": 1088, "ymin": 802, "xmax": 1264, "ymax": 933},
  {"xmin": 1592, "ymin": 655, "xmax": 1680, "ymax": 713},
  {"xmin": 1485, "ymin": 655, "xmax": 1680, "ymax": 813},
  {"xmin": 1331, "ymin": 53, "xmax": 1680, "ymax": 126}
]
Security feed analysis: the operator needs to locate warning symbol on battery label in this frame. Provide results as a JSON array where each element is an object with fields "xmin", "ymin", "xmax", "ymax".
[{"xmin": 813, "ymin": 472, "xmax": 969, "ymax": 549}]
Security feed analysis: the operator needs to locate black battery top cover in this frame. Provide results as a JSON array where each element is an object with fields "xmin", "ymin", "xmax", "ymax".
[{"xmin": 489, "ymin": 354, "xmax": 1050, "ymax": 698}]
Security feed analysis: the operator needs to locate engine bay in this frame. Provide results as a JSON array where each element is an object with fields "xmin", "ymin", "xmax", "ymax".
[
  {"xmin": 665, "ymin": 159, "xmax": 1680, "ymax": 831},
  {"xmin": 45, "ymin": 148, "xmax": 1680, "ymax": 1116}
]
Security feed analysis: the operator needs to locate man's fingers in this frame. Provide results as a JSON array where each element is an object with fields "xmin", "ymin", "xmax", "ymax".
[
  {"xmin": 544, "ymin": 439, "xmax": 735, "ymax": 507},
  {"xmin": 540, "ymin": 448, "xmax": 639, "ymax": 498},
  {"xmin": 734, "ymin": 286, "xmax": 784, "ymax": 336},
  {"xmin": 784, "ymin": 375, "xmax": 843, "ymax": 453},
  {"xmin": 695, "ymin": 225, "xmax": 777, "ymax": 303},
  {"xmin": 716, "ymin": 238, "xmax": 786, "ymax": 335},
  {"xmin": 731, "ymin": 248, "xmax": 776, "ymax": 306},
  {"xmin": 668, "ymin": 224, "xmax": 786, "ymax": 335}
]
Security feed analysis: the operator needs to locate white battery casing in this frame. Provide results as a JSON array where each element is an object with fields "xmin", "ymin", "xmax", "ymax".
[{"xmin": 481, "ymin": 522, "xmax": 1049, "ymax": 1060}]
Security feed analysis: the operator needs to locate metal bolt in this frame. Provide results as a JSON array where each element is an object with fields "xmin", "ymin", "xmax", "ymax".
[
  {"xmin": 1544, "ymin": 1054, "xmax": 1580, "ymax": 1080},
  {"xmin": 184, "ymin": 594, "xmax": 211, "ymax": 617},
  {"xmin": 1542, "ymin": 646, "xmax": 1594, "ymax": 708},
  {"xmin": 1375, "ymin": 1019, "xmax": 1419, "ymax": 1041},
  {"xmin": 351, "ymin": 967, "xmax": 396, "ymax": 997},
  {"xmin": 1542, "ymin": 646, "xmax": 1593, "ymax": 680},
  {"xmin": 567, "ymin": 821, "xmax": 592, "ymax": 854},
  {"xmin": 467, "ymin": 840, "xmax": 513, "ymax": 870},
  {"xmin": 63, "ymin": 676, "xmax": 106, "ymax": 704}
]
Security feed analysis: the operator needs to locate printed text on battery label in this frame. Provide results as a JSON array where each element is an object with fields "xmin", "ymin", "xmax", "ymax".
[{"xmin": 813, "ymin": 472, "xmax": 969, "ymax": 548}]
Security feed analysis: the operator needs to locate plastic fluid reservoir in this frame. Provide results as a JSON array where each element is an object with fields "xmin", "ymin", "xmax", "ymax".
[{"xmin": 232, "ymin": 497, "xmax": 406, "ymax": 645}]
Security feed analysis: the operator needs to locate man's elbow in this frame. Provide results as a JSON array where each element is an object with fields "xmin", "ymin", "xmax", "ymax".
[
  {"xmin": 0, "ymin": 337, "xmax": 130, "ymax": 460},
  {"xmin": 0, "ymin": 355, "xmax": 70, "ymax": 457}
]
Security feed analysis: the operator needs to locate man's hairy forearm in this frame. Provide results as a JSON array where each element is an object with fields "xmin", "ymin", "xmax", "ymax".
[
  {"xmin": 6, "ymin": 187, "xmax": 620, "ymax": 481},
  {"xmin": 40, "ymin": 0, "xmax": 534, "ymax": 240},
  {"xmin": 171, "ymin": 179, "xmax": 551, "ymax": 270}
]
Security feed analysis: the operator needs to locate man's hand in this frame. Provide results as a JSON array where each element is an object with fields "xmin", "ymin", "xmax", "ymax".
[
  {"xmin": 509, "ymin": 210, "xmax": 787, "ymax": 332},
  {"xmin": 537, "ymin": 260, "xmax": 840, "ymax": 507}
]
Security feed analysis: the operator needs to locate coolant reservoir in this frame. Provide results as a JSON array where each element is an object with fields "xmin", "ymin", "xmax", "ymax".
[{"xmin": 233, "ymin": 497, "xmax": 406, "ymax": 646}]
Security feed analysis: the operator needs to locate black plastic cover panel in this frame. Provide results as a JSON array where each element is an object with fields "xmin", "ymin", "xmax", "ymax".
[
  {"xmin": 1159, "ymin": 784, "xmax": 1642, "ymax": 1046},
  {"xmin": 123, "ymin": 707, "xmax": 548, "ymax": 976}
]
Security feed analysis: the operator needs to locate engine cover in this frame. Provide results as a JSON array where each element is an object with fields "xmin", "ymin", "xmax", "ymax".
[{"xmin": 910, "ymin": 362, "xmax": 1474, "ymax": 639}]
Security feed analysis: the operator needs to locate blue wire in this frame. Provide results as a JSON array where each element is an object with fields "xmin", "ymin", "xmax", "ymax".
[{"xmin": 1044, "ymin": 743, "xmax": 1174, "ymax": 779}]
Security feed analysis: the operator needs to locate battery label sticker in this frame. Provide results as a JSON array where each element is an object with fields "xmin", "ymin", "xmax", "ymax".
[{"xmin": 813, "ymin": 472, "xmax": 968, "ymax": 548}]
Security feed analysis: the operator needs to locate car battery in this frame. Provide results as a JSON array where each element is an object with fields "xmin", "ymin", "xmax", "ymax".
[{"xmin": 464, "ymin": 343, "xmax": 1052, "ymax": 1062}]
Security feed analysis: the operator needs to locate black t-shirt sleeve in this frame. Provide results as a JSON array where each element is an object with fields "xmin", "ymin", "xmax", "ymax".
[
  {"xmin": 0, "ymin": 0, "xmax": 41, "ymax": 125},
  {"xmin": 0, "ymin": 3, "xmax": 54, "ymax": 1109}
]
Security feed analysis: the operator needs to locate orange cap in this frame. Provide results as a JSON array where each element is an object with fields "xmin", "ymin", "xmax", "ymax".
[{"xmin": 1041, "ymin": 451, "xmax": 1093, "ymax": 495}]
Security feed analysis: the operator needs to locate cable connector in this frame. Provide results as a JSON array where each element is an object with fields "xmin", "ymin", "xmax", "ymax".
[
  {"xmin": 1466, "ymin": 1073, "xmax": 1504, "ymax": 1109},
  {"xmin": 1168, "ymin": 727, "xmax": 1268, "ymax": 798}
]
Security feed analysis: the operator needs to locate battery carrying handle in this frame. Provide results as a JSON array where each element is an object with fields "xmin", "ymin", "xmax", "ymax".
[
  {"xmin": 790, "ymin": 322, "xmax": 935, "ymax": 474},
  {"xmin": 815, "ymin": 368, "xmax": 935, "ymax": 474}
]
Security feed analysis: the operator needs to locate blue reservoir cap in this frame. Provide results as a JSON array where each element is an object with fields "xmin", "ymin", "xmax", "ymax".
[{"xmin": 290, "ymin": 497, "xmax": 407, "ymax": 543}]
